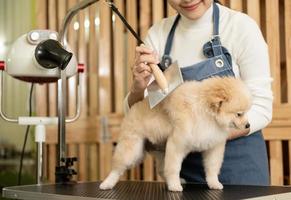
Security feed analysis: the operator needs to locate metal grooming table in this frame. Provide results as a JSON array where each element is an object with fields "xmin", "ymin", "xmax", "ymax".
[{"xmin": 3, "ymin": 181, "xmax": 291, "ymax": 200}]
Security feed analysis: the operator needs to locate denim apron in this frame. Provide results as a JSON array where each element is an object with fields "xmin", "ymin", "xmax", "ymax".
[{"xmin": 159, "ymin": 3, "xmax": 269, "ymax": 185}]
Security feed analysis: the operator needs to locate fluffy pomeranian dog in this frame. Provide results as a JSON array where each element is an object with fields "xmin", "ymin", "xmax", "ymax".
[{"xmin": 99, "ymin": 77, "xmax": 252, "ymax": 192}]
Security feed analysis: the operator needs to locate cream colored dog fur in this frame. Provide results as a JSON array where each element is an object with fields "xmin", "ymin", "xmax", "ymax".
[{"xmin": 99, "ymin": 77, "xmax": 251, "ymax": 192}]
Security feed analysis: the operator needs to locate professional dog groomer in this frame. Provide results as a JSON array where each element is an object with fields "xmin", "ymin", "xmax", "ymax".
[{"xmin": 124, "ymin": 0, "xmax": 273, "ymax": 185}]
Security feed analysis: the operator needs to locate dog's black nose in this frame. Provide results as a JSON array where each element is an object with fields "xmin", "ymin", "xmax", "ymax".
[{"xmin": 245, "ymin": 123, "xmax": 250, "ymax": 129}]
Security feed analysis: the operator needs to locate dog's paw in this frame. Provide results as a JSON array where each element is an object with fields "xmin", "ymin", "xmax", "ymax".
[
  {"xmin": 99, "ymin": 171, "xmax": 120, "ymax": 190},
  {"xmin": 167, "ymin": 182, "xmax": 183, "ymax": 192},
  {"xmin": 206, "ymin": 175, "xmax": 223, "ymax": 190},
  {"xmin": 207, "ymin": 180, "xmax": 223, "ymax": 190},
  {"xmin": 99, "ymin": 181, "xmax": 115, "ymax": 190}
]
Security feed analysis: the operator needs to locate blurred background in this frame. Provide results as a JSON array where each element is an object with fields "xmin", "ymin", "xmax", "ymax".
[
  {"xmin": 0, "ymin": 0, "xmax": 36, "ymax": 195},
  {"xmin": 0, "ymin": 0, "xmax": 290, "ymax": 199}
]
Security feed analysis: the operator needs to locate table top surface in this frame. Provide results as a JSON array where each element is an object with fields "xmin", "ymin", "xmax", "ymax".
[{"xmin": 3, "ymin": 181, "xmax": 291, "ymax": 200}]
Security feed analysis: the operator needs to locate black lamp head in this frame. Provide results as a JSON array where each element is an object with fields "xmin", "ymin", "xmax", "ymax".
[{"xmin": 35, "ymin": 39, "xmax": 73, "ymax": 70}]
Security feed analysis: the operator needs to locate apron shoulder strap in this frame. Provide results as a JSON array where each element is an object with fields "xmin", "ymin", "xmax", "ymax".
[
  {"xmin": 213, "ymin": 3, "xmax": 220, "ymax": 36},
  {"xmin": 160, "ymin": 15, "xmax": 180, "ymax": 69},
  {"xmin": 164, "ymin": 15, "xmax": 181, "ymax": 56}
]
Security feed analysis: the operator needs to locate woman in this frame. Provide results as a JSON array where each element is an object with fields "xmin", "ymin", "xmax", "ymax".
[{"xmin": 125, "ymin": 0, "xmax": 273, "ymax": 185}]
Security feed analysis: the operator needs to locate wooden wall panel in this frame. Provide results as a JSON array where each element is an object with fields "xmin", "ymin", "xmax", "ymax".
[
  {"xmin": 285, "ymin": 0, "xmax": 291, "ymax": 102},
  {"xmin": 126, "ymin": 0, "xmax": 137, "ymax": 91},
  {"xmin": 88, "ymin": 4, "xmax": 98, "ymax": 116},
  {"xmin": 266, "ymin": 0, "xmax": 281, "ymax": 104},
  {"xmin": 98, "ymin": 3, "xmax": 112, "ymax": 114},
  {"xmin": 43, "ymin": 145, "xmax": 48, "ymax": 181},
  {"xmin": 48, "ymin": 144, "xmax": 56, "ymax": 182},
  {"xmin": 269, "ymin": 141, "xmax": 284, "ymax": 185},
  {"xmin": 78, "ymin": 143, "xmax": 87, "ymax": 181},
  {"xmin": 140, "ymin": 0, "xmax": 151, "ymax": 40},
  {"xmin": 113, "ymin": 0, "xmax": 125, "ymax": 113},
  {"xmin": 143, "ymin": 154, "xmax": 154, "ymax": 181},
  {"xmin": 219, "ymin": 0, "xmax": 227, "ymax": 6},
  {"xmin": 152, "ymin": 0, "xmax": 164, "ymax": 23},
  {"xmin": 89, "ymin": 143, "xmax": 98, "ymax": 180},
  {"xmin": 229, "ymin": 0, "xmax": 243, "ymax": 12},
  {"xmin": 77, "ymin": 1, "xmax": 88, "ymax": 118},
  {"xmin": 35, "ymin": 0, "xmax": 48, "ymax": 116},
  {"xmin": 48, "ymin": 0, "xmax": 57, "ymax": 33},
  {"xmin": 48, "ymin": 0, "xmax": 57, "ymax": 117},
  {"xmin": 246, "ymin": 0, "xmax": 260, "ymax": 27},
  {"xmin": 57, "ymin": 0, "xmax": 67, "ymax": 30},
  {"xmin": 67, "ymin": 0, "xmax": 78, "ymax": 117},
  {"xmin": 288, "ymin": 140, "xmax": 291, "ymax": 184}
]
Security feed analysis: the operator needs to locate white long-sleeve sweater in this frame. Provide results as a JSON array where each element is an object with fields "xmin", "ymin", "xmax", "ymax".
[{"xmin": 124, "ymin": 4, "xmax": 273, "ymax": 135}]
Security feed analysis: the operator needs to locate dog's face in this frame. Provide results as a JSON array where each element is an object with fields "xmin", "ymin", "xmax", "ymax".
[
  {"xmin": 214, "ymin": 107, "xmax": 250, "ymax": 132},
  {"xmin": 203, "ymin": 77, "xmax": 252, "ymax": 132}
]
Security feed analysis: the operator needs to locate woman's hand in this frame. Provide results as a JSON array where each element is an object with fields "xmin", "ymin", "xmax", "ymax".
[
  {"xmin": 128, "ymin": 45, "xmax": 159, "ymax": 107},
  {"xmin": 227, "ymin": 128, "xmax": 250, "ymax": 140}
]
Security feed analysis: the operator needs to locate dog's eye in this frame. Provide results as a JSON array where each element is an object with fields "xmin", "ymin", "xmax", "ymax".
[{"xmin": 236, "ymin": 112, "xmax": 243, "ymax": 117}]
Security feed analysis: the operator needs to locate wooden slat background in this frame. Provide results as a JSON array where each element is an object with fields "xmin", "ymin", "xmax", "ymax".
[{"xmin": 35, "ymin": 0, "xmax": 291, "ymax": 185}]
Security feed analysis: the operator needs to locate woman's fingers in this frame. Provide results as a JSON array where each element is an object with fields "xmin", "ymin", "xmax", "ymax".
[
  {"xmin": 136, "ymin": 54, "xmax": 159, "ymax": 65},
  {"xmin": 140, "ymin": 70, "xmax": 152, "ymax": 79},
  {"xmin": 133, "ymin": 67, "xmax": 152, "ymax": 79},
  {"xmin": 135, "ymin": 45, "xmax": 159, "ymax": 65},
  {"xmin": 135, "ymin": 45, "xmax": 151, "ymax": 61},
  {"xmin": 132, "ymin": 63, "xmax": 152, "ymax": 82},
  {"xmin": 135, "ymin": 45, "xmax": 154, "ymax": 54},
  {"xmin": 134, "ymin": 63, "xmax": 152, "ymax": 73}
]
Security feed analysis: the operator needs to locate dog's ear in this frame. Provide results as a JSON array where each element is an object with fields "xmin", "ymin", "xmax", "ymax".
[
  {"xmin": 210, "ymin": 100, "xmax": 223, "ymax": 113},
  {"xmin": 207, "ymin": 89, "xmax": 230, "ymax": 113}
]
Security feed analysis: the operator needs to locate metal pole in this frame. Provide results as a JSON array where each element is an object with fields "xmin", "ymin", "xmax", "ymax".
[
  {"xmin": 36, "ymin": 142, "xmax": 43, "ymax": 184},
  {"xmin": 35, "ymin": 124, "xmax": 46, "ymax": 184},
  {"xmin": 57, "ymin": 70, "xmax": 67, "ymax": 164},
  {"xmin": 57, "ymin": 0, "xmax": 99, "ymax": 166}
]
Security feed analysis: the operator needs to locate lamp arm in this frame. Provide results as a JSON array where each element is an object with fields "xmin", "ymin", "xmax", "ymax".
[
  {"xmin": 0, "ymin": 71, "xmax": 18, "ymax": 123},
  {"xmin": 58, "ymin": 0, "xmax": 99, "ymax": 47},
  {"xmin": 58, "ymin": 0, "xmax": 97, "ymax": 124}
]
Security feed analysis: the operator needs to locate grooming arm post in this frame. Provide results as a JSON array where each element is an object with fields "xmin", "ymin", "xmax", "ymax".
[{"xmin": 55, "ymin": 0, "xmax": 99, "ymax": 183}]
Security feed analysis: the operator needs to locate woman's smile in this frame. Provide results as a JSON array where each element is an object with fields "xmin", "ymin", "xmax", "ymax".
[{"xmin": 180, "ymin": 0, "xmax": 202, "ymax": 12}]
